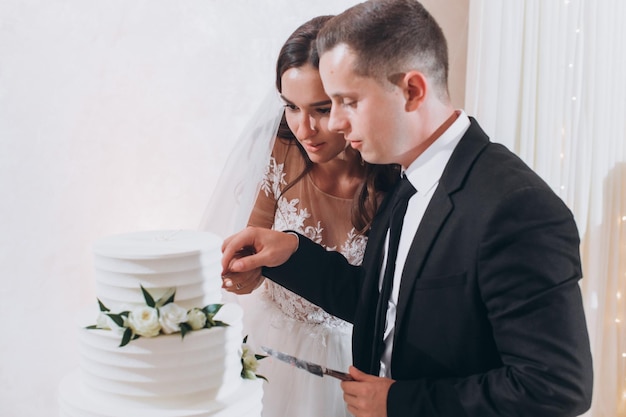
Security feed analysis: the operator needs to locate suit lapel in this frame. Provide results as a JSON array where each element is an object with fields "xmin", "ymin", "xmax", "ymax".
[
  {"xmin": 355, "ymin": 119, "xmax": 491, "ymax": 372},
  {"xmin": 394, "ymin": 119, "xmax": 490, "ymax": 344},
  {"xmin": 395, "ymin": 188, "xmax": 452, "ymax": 325},
  {"xmin": 355, "ymin": 190, "xmax": 394, "ymax": 372}
]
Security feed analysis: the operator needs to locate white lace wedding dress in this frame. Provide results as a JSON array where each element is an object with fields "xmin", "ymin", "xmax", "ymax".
[{"xmin": 242, "ymin": 137, "xmax": 366, "ymax": 417}]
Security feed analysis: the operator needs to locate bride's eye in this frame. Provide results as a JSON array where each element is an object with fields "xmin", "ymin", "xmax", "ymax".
[
  {"xmin": 283, "ymin": 104, "xmax": 299, "ymax": 112},
  {"xmin": 316, "ymin": 107, "xmax": 331, "ymax": 115}
]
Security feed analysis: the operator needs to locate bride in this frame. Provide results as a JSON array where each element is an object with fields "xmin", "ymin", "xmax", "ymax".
[{"xmin": 202, "ymin": 15, "xmax": 398, "ymax": 417}]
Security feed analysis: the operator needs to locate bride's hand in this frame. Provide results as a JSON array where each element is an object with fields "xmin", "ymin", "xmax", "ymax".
[
  {"xmin": 221, "ymin": 227, "xmax": 299, "ymax": 291},
  {"xmin": 222, "ymin": 267, "xmax": 264, "ymax": 294}
]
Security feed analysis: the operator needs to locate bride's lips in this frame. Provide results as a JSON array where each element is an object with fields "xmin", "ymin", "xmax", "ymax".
[{"xmin": 303, "ymin": 142, "xmax": 325, "ymax": 153}]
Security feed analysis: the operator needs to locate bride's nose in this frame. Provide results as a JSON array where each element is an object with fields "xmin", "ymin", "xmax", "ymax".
[{"xmin": 296, "ymin": 113, "xmax": 317, "ymax": 139}]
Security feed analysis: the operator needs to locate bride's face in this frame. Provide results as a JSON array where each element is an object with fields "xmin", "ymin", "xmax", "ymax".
[{"xmin": 280, "ymin": 64, "xmax": 348, "ymax": 164}]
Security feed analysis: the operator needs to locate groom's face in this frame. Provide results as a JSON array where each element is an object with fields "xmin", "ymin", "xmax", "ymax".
[{"xmin": 319, "ymin": 44, "xmax": 407, "ymax": 166}]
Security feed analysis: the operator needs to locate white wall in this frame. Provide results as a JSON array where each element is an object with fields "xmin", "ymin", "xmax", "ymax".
[{"xmin": 0, "ymin": 1, "xmax": 466, "ymax": 415}]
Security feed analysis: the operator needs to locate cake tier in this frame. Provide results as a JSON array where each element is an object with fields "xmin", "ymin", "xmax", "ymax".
[
  {"xmin": 93, "ymin": 230, "xmax": 223, "ymax": 310},
  {"xmin": 76, "ymin": 304, "xmax": 245, "ymax": 402},
  {"xmin": 57, "ymin": 230, "xmax": 265, "ymax": 417},
  {"xmin": 58, "ymin": 370, "xmax": 263, "ymax": 417}
]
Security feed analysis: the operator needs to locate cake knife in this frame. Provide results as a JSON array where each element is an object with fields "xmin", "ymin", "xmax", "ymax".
[{"xmin": 261, "ymin": 346, "xmax": 354, "ymax": 381}]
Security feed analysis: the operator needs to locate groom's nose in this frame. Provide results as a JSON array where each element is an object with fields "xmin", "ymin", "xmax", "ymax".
[{"xmin": 328, "ymin": 106, "xmax": 349, "ymax": 134}]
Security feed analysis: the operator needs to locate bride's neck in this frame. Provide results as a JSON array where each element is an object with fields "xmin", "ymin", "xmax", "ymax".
[{"xmin": 310, "ymin": 149, "xmax": 365, "ymax": 198}]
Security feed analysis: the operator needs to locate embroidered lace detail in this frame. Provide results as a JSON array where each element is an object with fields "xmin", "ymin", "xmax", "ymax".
[
  {"xmin": 264, "ymin": 231, "xmax": 366, "ymax": 327},
  {"xmin": 341, "ymin": 228, "xmax": 367, "ymax": 266},
  {"xmin": 260, "ymin": 157, "xmax": 286, "ymax": 199},
  {"xmin": 261, "ymin": 157, "xmax": 368, "ymax": 327},
  {"xmin": 274, "ymin": 197, "xmax": 310, "ymax": 233}
]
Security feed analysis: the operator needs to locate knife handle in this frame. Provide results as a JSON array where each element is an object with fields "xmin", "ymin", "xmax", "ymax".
[{"xmin": 324, "ymin": 368, "xmax": 355, "ymax": 381}]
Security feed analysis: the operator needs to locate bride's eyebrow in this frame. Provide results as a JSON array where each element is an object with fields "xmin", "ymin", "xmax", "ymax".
[
  {"xmin": 309, "ymin": 99, "xmax": 332, "ymax": 107},
  {"xmin": 280, "ymin": 95, "xmax": 331, "ymax": 108}
]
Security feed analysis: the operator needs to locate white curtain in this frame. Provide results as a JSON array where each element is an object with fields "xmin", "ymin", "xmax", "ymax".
[{"xmin": 465, "ymin": 0, "xmax": 626, "ymax": 415}]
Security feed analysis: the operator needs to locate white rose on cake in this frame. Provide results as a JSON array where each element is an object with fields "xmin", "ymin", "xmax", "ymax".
[
  {"xmin": 87, "ymin": 285, "xmax": 229, "ymax": 346},
  {"xmin": 159, "ymin": 303, "xmax": 188, "ymax": 334},
  {"xmin": 241, "ymin": 345, "xmax": 260, "ymax": 379},
  {"xmin": 240, "ymin": 336, "xmax": 267, "ymax": 381},
  {"xmin": 128, "ymin": 305, "xmax": 161, "ymax": 337},
  {"xmin": 186, "ymin": 307, "xmax": 208, "ymax": 330},
  {"xmin": 96, "ymin": 311, "xmax": 112, "ymax": 329},
  {"xmin": 96, "ymin": 311, "xmax": 125, "ymax": 333}
]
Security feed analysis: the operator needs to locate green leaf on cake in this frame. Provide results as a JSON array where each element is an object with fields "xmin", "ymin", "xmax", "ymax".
[
  {"xmin": 156, "ymin": 288, "xmax": 176, "ymax": 307},
  {"xmin": 140, "ymin": 285, "xmax": 156, "ymax": 307},
  {"xmin": 119, "ymin": 327, "xmax": 135, "ymax": 347},
  {"xmin": 202, "ymin": 304, "xmax": 223, "ymax": 315},
  {"xmin": 97, "ymin": 299, "xmax": 110, "ymax": 312},
  {"xmin": 106, "ymin": 312, "xmax": 126, "ymax": 328},
  {"xmin": 88, "ymin": 286, "xmax": 232, "ymax": 347},
  {"xmin": 180, "ymin": 322, "xmax": 192, "ymax": 339},
  {"xmin": 202, "ymin": 304, "xmax": 227, "ymax": 328}
]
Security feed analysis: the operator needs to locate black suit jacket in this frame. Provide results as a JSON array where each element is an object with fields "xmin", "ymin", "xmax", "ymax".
[{"xmin": 263, "ymin": 119, "xmax": 593, "ymax": 417}]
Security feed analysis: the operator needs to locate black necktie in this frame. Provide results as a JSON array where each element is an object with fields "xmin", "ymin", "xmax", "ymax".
[{"xmin": 372, "ymin": 175, "xmax": 416, "ymax": 372}]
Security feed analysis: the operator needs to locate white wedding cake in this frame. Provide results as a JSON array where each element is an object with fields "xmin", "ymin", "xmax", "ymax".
[{"xmin": 58, "ymin": 230, "xmax": 263, "ymax": 417}]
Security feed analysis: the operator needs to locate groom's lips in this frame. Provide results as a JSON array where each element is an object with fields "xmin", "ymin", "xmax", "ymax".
[{"xmin": 349, "ymin": 140, "xmax": 363, "ymax": 150}]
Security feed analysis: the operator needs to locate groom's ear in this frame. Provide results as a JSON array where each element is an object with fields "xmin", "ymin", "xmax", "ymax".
[{"xmin": 403, "ymin": 70, "xmax": 427, "ymax": 111}]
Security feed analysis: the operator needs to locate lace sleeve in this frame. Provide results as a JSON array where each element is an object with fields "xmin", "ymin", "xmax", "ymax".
[
  {"xmin": 248, "ymin": 154, "xmax": 280, "ymax": 229},
  {"xmin": 248, "ymin": 138, "xmax": 297, "ymax": 229}
]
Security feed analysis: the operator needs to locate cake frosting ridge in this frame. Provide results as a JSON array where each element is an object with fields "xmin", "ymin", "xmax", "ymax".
[
  {"xmin": 92, "ymin": 229, "xmax": 224, "ymax": 311},
  {"xmin": 58, "ymin": 230, "xmax": 263, "ymax": 417}
]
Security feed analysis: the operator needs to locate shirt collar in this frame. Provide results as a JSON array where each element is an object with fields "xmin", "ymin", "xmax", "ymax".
[{"xmin": 403, "ymin": 110, "xmax": 470, "ymax": 194}]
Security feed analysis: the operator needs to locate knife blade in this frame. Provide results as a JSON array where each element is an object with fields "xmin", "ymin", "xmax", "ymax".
[{"xmin": 261, "ymin": 346, "xmax": 354, "ymax": 381}]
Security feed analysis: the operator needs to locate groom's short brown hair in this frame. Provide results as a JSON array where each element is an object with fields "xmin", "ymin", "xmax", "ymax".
[{"xmin": 317, "ymin": 0, "xmax": 449, "ymax": 98}]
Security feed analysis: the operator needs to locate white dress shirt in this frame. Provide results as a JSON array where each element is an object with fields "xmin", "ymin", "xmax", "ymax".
[{"xmin": 379, "ymin": 111, "xmax": 470, "ymax": 377}]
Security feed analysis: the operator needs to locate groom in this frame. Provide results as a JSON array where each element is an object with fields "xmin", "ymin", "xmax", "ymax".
[{"xmin": 222, "ymin": 1, "xmax": 593, "ymax": 416}]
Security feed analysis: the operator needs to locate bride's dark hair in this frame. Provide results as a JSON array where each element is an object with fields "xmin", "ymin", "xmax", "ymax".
[{"xmin": 274, "ymin": 15, "xmax": 399, "ymax": 234}]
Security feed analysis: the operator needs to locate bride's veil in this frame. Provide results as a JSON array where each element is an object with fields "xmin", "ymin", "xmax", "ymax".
[{"xmin": 198, "ymin": 90, "xmax": 284, "ymax": 239}]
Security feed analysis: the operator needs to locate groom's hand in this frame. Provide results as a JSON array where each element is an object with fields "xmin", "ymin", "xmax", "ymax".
[
  {"xmin": 341, "ymin": 366, "xmax": 394, "ymax": 417},
  {"xmin": 221, "ymin": 227, "xmax": 299, "ymax": 292}
]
